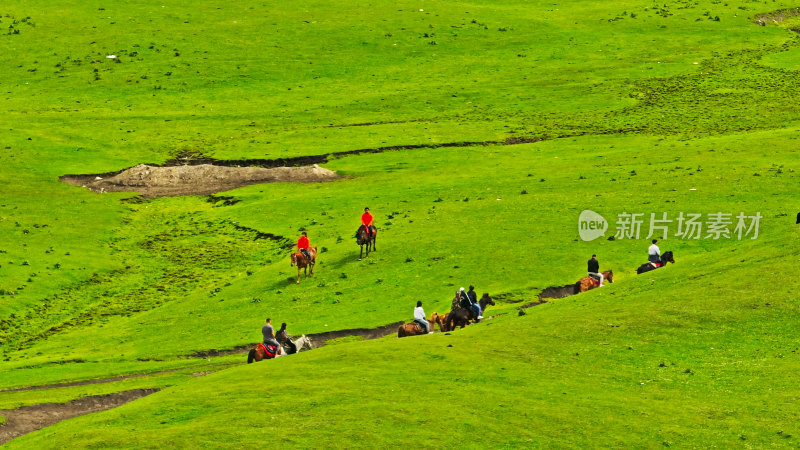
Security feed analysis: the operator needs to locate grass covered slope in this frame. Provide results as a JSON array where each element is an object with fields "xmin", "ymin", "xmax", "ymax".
[
  {"xmin": 8, "ymin": 227, "xmax": 800, "ymax": 448},
  {"xmin": 1, "ymin": 0, "xmax": 800, "ymax": 446}
]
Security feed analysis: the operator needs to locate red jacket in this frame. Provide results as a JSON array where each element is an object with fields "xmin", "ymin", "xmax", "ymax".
[
  {"xmin": 361, "ymin": 212, "xmax": 373, "ymax": 227},
  {"xmin": 297, "ymin": 236, "xmax": 309, "ymax": 250}
]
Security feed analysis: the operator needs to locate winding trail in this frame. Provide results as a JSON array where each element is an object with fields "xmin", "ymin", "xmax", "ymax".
[
  {"xmin": 0, "ymin": 289, "xmax": 555, "ymax": 444},
  {"xmin": 0, "ymin": 389, "xmax": 159, "ymax": 445}
]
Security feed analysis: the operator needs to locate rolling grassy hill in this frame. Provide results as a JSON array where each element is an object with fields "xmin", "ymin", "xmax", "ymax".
[{"xmin": 1, "ymin": 0, "xmax": 799, "ymax": 447}]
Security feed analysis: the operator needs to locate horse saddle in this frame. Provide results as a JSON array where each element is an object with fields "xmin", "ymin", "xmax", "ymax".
[{"xmin": 260, "ymin": 343, "xmax": 279, "ymax": 358}]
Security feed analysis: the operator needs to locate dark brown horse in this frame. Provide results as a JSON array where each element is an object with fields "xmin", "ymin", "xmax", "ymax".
[
  {"xmin": 577, "ymin": 270, "xmax": 614, "ymax": 293},
  {"xmin": 290, "ymin": 246, "xmax": 317, "ymax": 283},
  {"xmin": 637, "ymin": 251, "xmax": 675, "ymax": 274},
  {"xmin": 356, "ymin": 226, "xmax": 376, "ymax": 260},
  {"xmin": 447, "ymin": 294, "xmax": 495, "ymax": 330},
  {"xmin": 398, "ymin": 313, "xmax": 439, "ymax": 337}
]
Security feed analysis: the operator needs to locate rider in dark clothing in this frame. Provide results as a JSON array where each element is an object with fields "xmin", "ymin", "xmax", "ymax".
[
  {"xmin": 275, "ymin": 322, "xmax": 297, "ymax": 355},
  {"xmin": 588, "ymin": 256, "xmax": 599, "ymax": 274},
  {"xmin": 467, "ymin": 285, "xmax": 482, "ymax": 319},
  {"xmin": 459, "ymin": 286, "xmax": 482, "ymax": 320},
  {"xmin": 587, "ymin": 254, "xmax": 604, "ymax": 286}
]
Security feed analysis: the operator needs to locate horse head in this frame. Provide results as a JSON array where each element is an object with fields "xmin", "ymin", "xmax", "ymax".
[
  {"xmin": 603, "ymin": 270, "xmax": 614, "ymax": 283},
  {"xmin": 356, "ymin": 227, "xmax": 368, "ymax": 244},
  {"xmin": 480, "ymin": 293, "xmax": 495, "ymax": 308},
  {"xmin": 295, "ymin": 335, "xmax": 313, "ymax": 352},
  {"xmin": 662, "ymin": 251, "xmax": 675, "ymax": 265},
  {"xmin": 290, "ymin": 252, "xmax": 297, "ymax": 267}
]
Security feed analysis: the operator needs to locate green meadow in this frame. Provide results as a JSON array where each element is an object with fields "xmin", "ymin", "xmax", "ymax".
[{"xmin": 1, "ymin": 0, "xmax": 799, "ymax": 447}]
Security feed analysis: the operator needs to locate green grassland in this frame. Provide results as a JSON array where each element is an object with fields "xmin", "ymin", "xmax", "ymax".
[{"xmin": 1, "ymin": 0, "xmax": 800, "ymax": 447}]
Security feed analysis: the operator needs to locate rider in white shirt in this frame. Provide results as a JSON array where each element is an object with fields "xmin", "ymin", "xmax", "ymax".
[
  {"xmin": 413, "ymin": 301, "xmax": 431, "ymax": 333},
  {"xmin": 648, "ymin": 239, "xmax": 661, "ymax": 264}
]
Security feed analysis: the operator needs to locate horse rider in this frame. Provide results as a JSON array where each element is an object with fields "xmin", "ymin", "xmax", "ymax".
[
  {"xmin": 648, "ymin": 239, "xmax": 661, "ymax": 266},
  {"xmin": 459, "ymin": 287, "xmax": 482, "ymax": 321},
  {"xmin": 587, "ymin": 254, "xmax": 605, "ymax": 287},
  {"xmin": 262, "ymin": 318, "xmax": 280, "ymax": 352},
  {"xmin": 451, "ymin": 290, "xmax": 461, "ymax": 311},
  {"xmin": 276, "ymin": 322, "xmax": 297, "ymax": 354},
  {"xmin": 414, "ymin": 301, "xmax": 432, "ymax": 334},
  {"xmin": 466, "ymin": 285, "xmax": 483, "ymax": 319},
  {"xmin": 297, "ymin": 231, "xmax": 313, "ymax": 262},
  {"xmin": 361, "ymin": 207, "xmax": 376, "ymax": 237}
]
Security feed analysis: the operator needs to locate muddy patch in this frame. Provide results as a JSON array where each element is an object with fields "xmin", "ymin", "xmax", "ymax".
[
  {"xmin": 538, "ymin": 283, "xmax": 579, "ymax": 299},
  {"xmin": 0, "ymin": 389, "xmax": 158, "ymax": 445},
  {"xmin": 753, "ymin": 7, "xmax": 800, "ymax": 26},
  {"xmin": 60, "ymin": 136, "xmax": 552, "ymax": 198},
  {"xmin": 60, "ymin": 163, "xmax": 340, "ymax": 198}
]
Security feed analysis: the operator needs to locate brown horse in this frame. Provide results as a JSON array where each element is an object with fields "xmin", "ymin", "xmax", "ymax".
[
  {"xmin": 398, "ymin": 312, "xmax": 439, "ymax": 337},
  {"xmin": 290, "ymin": 246, "xmax": 317, "ymax": 283},
  {"xmin": 356, "ymin": 226, "xmax": 376, "ymax": 260},
  {"xmin": 437, "ymin": 313, "xmax": 451, "ymax": 332},
  {"xmin": 448, "ymin": 294, "xmax": 495, "ymax": 330},
  {"xmin": 247, "ymin": 342, "xmax": 284, "ymax": 363},
  {"xmin": 577, "ymin": 270, "xmax": 614, "ymax": 293},
  {"xmin": 246, "ymin": 336, "xmax": 313, "ymax": 364}
]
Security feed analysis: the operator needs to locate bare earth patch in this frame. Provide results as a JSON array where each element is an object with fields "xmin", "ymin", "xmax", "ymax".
[
  {"xmin": 0, "ymin": 389, "xmax": 159, "ymax": 445},
  {"xmin": 60, "ymin": 164, "xmax": 340, "ymax": 198}
]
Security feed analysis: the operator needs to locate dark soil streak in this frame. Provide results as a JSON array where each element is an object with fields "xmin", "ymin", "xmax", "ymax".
[
  {"xmin": 230, "ymin": 223, "xmax": 293, "ymax": 250},
  {"xmin": 59, "ymin": 136, "xmax": 545, "ymax": 183},
  {"xmin": 0, "ymin": 389, "xmax": 159, "ymax": 445},
  {"xmin": 538, "ymin": 284, "xmax": 579, "ymax": 299}
]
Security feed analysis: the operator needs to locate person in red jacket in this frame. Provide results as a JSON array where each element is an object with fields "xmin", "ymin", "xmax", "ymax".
[
  {"xmin": 361, "ymin": 207, "xmax": 375, "ymax": 237},
  {"xmin": 297, "ymin": 231, "xmax": 312, "ymax": 262}
]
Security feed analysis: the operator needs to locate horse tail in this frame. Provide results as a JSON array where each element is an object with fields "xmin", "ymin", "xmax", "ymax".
[{"xmin": 247, "ymin": 349, "xmax": 256, "ymax": 364}]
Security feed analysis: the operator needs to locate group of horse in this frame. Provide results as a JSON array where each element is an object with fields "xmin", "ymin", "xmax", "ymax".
[
  {"xmin": 289, "ymin": 226, "xmax": 377, "ymax": 284},
  {"xmin": 397, "ymin": 293, "xmax": 496, "ymax": 337},
  {"xmin": 247, "ymin": 335, "xmax": 314, "ymax": 363},
  {"xmin": 575, "ymin": 251, "xmax": 676, "ymax": 293}
]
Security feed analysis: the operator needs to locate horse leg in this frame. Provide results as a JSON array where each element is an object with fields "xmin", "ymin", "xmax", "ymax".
[
  {"xmin": 359, "ymin": 244, "xmax": 363, "ymax": 261},
  {"xmin": 296, "ymin": 266, "xmax": 301, "ymax": 284}
]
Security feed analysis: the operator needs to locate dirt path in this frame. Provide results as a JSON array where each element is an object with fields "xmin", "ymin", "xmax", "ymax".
[
  {"xmin": 0, "ymin": 389, "xmax": 158, "ymax": 445},
  {"xmin": 0, "ymin": 304, "xmax": 552, "ymax": 443}
]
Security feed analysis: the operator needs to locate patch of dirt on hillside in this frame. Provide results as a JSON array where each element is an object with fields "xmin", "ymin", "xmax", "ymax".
[
  {"xmin": 0, "ymin": 389, "xmax": 159, "ymax": 445},
  {"xmin": 60, "ymin": 163, "xmax": 340, "ymax": 198},
  {"xmin": 753, "ymin": 7, "xmax": 800, "ymax": 25}
]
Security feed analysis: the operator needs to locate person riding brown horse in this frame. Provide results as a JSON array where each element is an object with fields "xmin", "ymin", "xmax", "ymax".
[
  {"xmin": 577, "ymin": 270, "xmax": 614, "ymax": 292},
  {"xmin": 290, "ymin": 246, "xmax": 317, "ymax": 283},
  {"xmin": 398, "ymin": 312, "xmax": 440, "ymax": 337}
]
